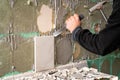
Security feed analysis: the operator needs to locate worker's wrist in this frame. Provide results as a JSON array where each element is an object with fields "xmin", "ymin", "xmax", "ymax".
[{"xmin": 72, "ymin": 26, "xmax": 82, "ymax": 41}]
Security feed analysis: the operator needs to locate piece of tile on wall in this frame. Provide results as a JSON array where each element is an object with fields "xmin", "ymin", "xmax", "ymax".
[{"xmin": 34, "ymin": 36, "xmax": 54, "ymax": 72}]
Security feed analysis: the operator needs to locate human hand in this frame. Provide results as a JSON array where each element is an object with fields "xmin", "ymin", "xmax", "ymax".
[{"xmin": 65, "ymin": 14, "xmax": 81, "ymax": 33}]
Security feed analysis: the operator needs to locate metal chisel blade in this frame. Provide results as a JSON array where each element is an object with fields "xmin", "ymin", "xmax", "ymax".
[{"xmin": 53, "ymin": 26, "xmax": 66, "ymax": 37}]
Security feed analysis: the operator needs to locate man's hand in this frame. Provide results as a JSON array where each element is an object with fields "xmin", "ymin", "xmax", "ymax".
[{"xmin": 65, "ymin": 14, "xmax": 81, "ymax": 33}]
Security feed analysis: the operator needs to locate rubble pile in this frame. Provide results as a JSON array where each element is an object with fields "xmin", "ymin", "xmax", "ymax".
[
  {"xmin": 2, "ymin": 67, "xmax": 118, "ymax": 80},
  {"xmin": 2, "ymin": 61, "xmax": 118, "ymax": 80}
]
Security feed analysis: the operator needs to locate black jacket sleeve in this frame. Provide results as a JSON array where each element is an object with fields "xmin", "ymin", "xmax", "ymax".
[{"xmin": 72, "ymin": 6, "xmax": 120, "ymax": 56}]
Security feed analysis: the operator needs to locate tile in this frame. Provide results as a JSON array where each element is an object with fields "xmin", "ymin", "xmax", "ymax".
[{"xmin": 34, "ymin": 36, "xmax": 54, "ymax": 72}]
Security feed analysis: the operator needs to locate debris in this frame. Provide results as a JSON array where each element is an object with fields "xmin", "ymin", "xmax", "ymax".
[{"xmin": 2, "ymin": 61, "xmax": 118, "ymax": 80}]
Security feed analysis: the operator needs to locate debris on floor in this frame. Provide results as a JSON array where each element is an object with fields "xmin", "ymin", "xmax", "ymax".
[{"xmin": 1, "ymin": 61, "xmax": 118, "ymax": 80}]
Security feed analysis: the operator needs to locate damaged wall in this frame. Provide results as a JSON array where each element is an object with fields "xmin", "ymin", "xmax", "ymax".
[{"xmin": 0, "ymin": 0, "xmax": 120, "ymax": 78}]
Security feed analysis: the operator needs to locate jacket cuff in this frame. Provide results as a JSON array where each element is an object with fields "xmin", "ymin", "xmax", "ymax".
[{"xmin": 72, "ymin": 26, "xmax": 82, "ymax": 41}]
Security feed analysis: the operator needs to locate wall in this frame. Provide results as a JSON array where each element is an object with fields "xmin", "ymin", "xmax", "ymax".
[{"xmin": 0, "ymin": 0, "xmax": 120, "ymax": 78}]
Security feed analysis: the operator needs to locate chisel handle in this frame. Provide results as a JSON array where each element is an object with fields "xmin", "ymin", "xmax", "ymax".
[{"xmin": 78, "ymin": 14, "xmax": 84, "ymax": 20}]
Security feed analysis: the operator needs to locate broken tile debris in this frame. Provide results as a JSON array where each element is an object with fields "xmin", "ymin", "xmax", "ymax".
[{"xmin": 2, "ymin": 61, "xmax": 118, "ymax": 80}]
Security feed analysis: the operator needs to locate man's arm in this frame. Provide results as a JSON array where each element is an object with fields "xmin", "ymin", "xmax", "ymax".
[{"xmin": 66, "ymin": 14, "xmax": 120, "ymax": 56}]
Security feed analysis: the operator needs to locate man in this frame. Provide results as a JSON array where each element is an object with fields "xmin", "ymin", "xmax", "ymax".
[{"xmin": 65, "ymin": 0, "xmax": 120, "ymax": 56}]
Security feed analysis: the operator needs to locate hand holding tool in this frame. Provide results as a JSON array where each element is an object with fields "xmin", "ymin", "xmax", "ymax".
[{"xmin": 53, "ymin": 14, "xmax": 84, "ymax": 37}]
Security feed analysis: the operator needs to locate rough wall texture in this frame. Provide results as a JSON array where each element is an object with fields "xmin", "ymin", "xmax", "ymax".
[{"xmin": 0, "ymin": 0, "xmax": 120, "ymax": 78}]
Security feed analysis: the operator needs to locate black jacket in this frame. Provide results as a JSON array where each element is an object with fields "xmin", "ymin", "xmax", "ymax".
[{"xmin": 72, "ymin": 0, "xmax": 120, "ymax": 56}]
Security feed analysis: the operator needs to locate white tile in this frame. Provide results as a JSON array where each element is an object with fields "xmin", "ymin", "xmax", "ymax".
[{"xmin": 34, "ymin": 36, "xmax": 54, "ymax": 72}]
